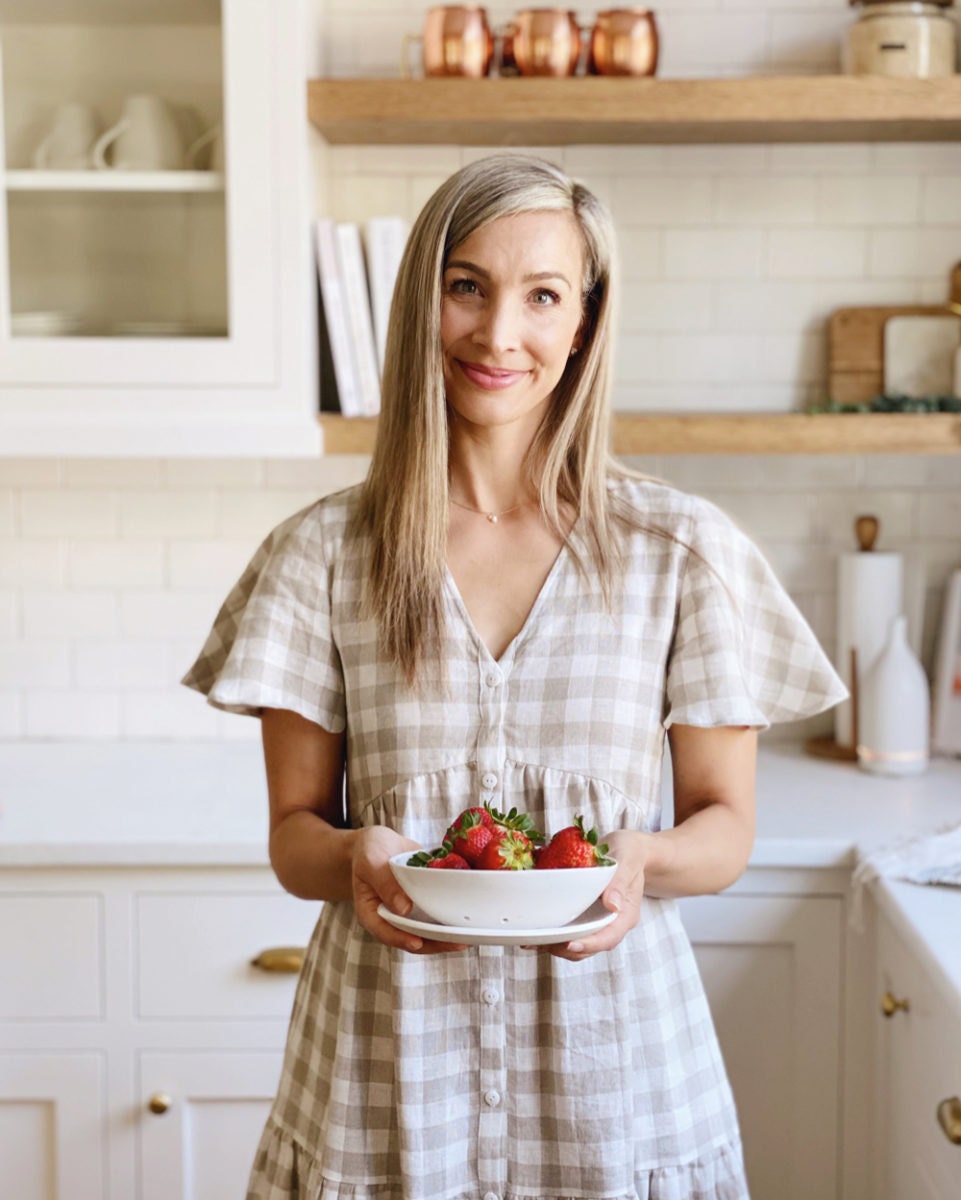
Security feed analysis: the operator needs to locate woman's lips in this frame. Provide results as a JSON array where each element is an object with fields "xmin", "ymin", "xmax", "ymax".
[{"xmin": 456, "ymin": 360, "xmax": 528, "ymax": 391}]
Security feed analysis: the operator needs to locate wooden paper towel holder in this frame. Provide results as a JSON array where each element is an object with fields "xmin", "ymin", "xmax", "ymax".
[
  {"xmin": 805, "ymin": 515, "xmax": 876, "ymax": 763},
  {"xmin": 805, "ymin": 646, "xmax": 858, "ymax": 763}
]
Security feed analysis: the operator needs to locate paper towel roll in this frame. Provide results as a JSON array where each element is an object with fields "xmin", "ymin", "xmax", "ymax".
[{"xmin": 835, "ymin": 551, "xmax": 903, "ymax": 748}]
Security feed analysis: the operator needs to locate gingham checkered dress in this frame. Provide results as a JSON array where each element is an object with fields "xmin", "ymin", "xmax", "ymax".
[{"xmin": 183, "ymin": 478, "xmax": 845, "ymax": 1200}]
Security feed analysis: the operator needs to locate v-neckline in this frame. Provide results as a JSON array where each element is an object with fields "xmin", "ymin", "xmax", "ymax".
[{"xmin": 444, "ymin": 538, "xmax": 571, "ymax": 667}]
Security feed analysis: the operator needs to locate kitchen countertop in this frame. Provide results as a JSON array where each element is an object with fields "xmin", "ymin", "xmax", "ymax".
[
  {"xmin": 0, "ymin": 739, "xmax": 958, "ymax": 869},
  {"xmin": 2, "ymin": 738, "xmax": 958, "ymax": 1007}
]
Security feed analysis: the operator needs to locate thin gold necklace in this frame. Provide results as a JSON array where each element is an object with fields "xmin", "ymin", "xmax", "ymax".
[{"xmin": 449, "ymin": 495, "xmax": 526, "ymax": 524}]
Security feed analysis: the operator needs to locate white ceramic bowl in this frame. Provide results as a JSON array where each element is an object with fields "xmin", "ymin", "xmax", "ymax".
[{"xmin": 389, "ymin": 852, "xmax": 617, "ymax": 929}]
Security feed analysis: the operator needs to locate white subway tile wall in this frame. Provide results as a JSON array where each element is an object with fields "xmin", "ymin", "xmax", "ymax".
[
  {"xmin": 1, "ymin": 0, "xmax": 960, "ymax": 740},
  {"xmin": 0, "ymin": 454, "xmax": 958, "ymax": 741}
]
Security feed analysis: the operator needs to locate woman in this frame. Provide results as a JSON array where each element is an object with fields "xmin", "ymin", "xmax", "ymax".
[{"xmin": 184, "ymin": 154, "xmax": 845, "ymax": 1200}]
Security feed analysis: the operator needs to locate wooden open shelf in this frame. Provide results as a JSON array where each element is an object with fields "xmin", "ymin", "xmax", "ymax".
[
  {"xmin": 308, "ymin": 76, "xmax": 961, "ymax": 145},
  {"xmin": 320, "ymin": 413, "xmax": 961, "ymax": 456}
]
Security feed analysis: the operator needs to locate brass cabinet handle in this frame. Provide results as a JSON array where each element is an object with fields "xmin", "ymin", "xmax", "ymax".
[
  {"xmin": 880, "ymin": 990, "xmax": 910, "ymax": 1017},
  {"xmin": 250, "ymin": 946, "xmax": 305, "ymax": 974},
  {"xmin": 937, "ymin": 1097, "xmax": 961, "ymax": 1145},
  {"xmin": 148, "ymin": 1092, "xmax": 172, "ymax": 1115}
]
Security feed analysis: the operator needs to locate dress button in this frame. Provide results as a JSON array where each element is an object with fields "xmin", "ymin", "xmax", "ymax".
[
  {"xmin": 484, "ymin": 1193, "xmax": 499, "ymax": 1200},
  {"xmin": 485, "ymin": 671, "xmax": 501, "ymax": 688},
  {"xmin": 483, "ymin": 1089, "xmax": 501, "ymax": 1108},
  {"xmin": 481, "ymin": 772, "xmax": 498, "ymax": 790},
  {"xmin": 482, "ymin": 986, "xmax": 499, "ymax": 1006}
]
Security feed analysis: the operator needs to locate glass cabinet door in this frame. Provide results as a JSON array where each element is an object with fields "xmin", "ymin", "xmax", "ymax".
[{"xmin": 0, "ymin": 0, "xmax": 279, "ymax": 389}]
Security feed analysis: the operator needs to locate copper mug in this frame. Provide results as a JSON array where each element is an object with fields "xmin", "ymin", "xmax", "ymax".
[
  {"xmin": 506, "ymin": 9, "xmax": 583, "ymax": 77},
  {"xmin": 588, "ymin": 8, "xmax": 659, "ymax": 76},
  {"xmin": 402, "ymin": 6, "xmax": 495, "ymax": 78}
]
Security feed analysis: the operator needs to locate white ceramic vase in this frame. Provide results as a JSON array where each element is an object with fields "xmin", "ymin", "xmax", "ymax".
[{"xmin": 857, "ymin": 614, "xmax": 930, "ymax": 776}]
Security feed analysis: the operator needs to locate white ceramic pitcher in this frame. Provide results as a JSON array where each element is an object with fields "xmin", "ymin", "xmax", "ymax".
[
  {"xmin": 93, "ymin": 95, "xmax": 185, "ymax": 171},
  {"xmin": 33, "ymin": 102, "xmax": 102, "ymax": 170}
]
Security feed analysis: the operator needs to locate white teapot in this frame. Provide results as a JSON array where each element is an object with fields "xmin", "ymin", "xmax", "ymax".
[{"xmin": 93, "ymin": 95, "xmax": 185, "ymax": 171}]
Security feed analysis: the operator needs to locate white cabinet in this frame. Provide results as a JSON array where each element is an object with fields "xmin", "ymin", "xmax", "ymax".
[
  {"xmin": 139, "ymin": 1051, "xmax": 281, "ymax": 1200},
  {"xmin": 0, "ymin": 1053, "xmax": 105, "ymax": 1200},
  {"xmin": 873, "ymin": 907, "xmax": 961, "ymax": 1200},
  {"xmin": 0, "ymin": 866, "xmax": 320, "ymax": 1200},
  {"xmin": 0, "ymin": 0, "xmax": 318, "ymax": 455},
  {"xmin": 680, "ymin": 882, "xmax": 844, "ymax": 1200}
]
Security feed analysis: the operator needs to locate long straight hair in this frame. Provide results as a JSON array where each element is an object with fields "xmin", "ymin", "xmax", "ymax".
[{"xmin": 353, "ymin": 154, "xmax": 649, "ymax": 683}]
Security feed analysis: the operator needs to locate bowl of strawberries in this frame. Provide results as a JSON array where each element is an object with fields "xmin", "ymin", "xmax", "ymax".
[{"xmin": 389, "ymin": 805, "xmax": 617, "ymax": 930}]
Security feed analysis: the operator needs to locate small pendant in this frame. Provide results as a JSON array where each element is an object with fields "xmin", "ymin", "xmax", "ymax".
[{"xmin": 487, "ymin": 513, "xmax": 498, "ymax": 524}]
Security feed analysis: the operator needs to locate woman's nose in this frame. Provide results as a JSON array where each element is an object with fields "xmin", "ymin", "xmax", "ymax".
[{"xmin": 473, "ymin": 294, "xmax": 520, "ymax": 354}]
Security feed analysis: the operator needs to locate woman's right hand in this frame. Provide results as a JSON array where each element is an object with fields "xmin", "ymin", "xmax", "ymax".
[{"xmin": 351, "ymin": 825, "xmax": 468, "ymax": 955}]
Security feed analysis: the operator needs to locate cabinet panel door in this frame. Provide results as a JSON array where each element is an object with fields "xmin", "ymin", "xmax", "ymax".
[
  {"xmin": 139, "ymin": 1051, "xmax": 281, "ymax": 1200},
  {"xmin": 679, "ymin": 894, "xmax": 842, "ymax": 1200},
  {"xmin": 136, "ymin": 890, "xmax": 319, "ymax": 1019},
  {"xmin": 0, "ymin": 892, "xmax": 102, "ymax": 1019},
  {"xmin": 875, "ymin": 915, "xmax": 961, "ymax": 1200},
  {"xmin": 0, "ymin": 1053, "xmax": 104, "ymax": 1200}
]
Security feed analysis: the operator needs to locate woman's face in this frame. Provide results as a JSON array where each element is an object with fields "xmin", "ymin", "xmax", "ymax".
[{"xmin": 440, "ymin": 209, "xmax": 586, "ymax": 435}]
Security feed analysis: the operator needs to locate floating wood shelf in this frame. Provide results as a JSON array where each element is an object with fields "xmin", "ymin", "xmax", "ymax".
[
  {"xmin": 320, "ymin": 413, "xmax": 961, "ymax": 456},
  {"xmin": 308, "ymin": 76, "xmax": 961, "ymax": 145}
]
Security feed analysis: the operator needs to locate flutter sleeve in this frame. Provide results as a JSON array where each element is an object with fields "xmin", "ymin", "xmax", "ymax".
[
  {"xmin": 663, "ymin": 495, "xmax": 847, "ymax": 730},
  {"xmin": 181, "ymin": 502, "xmax": 346, "ymax": 732}
]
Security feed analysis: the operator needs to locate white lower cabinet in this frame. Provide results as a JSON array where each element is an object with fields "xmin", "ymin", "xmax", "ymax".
[
  {"xmin": 0, "ymin": 1053, "xmax": 105, "ymax": 1200},
  {"xmin": 680, "ymin": 887, "xmax": 844, "ymax": 1200},
  {"xmin": 873, "ymin": 908, "xmax": 961, "ymax": 1200},
  {"xmin": 139, "ymin": 1051, "xmax": 281, "ymax": 1200},
  {"xmin": 0, "ymin": 866, "xmax": 319, "ymax": 1200},
  {"xmin": 7, "ymin": 862, "xmax": 960, "ymax": 1200}
]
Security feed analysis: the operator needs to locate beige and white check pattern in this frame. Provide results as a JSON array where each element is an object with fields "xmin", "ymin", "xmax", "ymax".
[{"xmin": 182, "ymin": 480, "xmax": 845, "ymax": 1200}]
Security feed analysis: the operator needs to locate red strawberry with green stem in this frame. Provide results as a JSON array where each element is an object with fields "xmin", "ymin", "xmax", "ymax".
[
  {"xmin": 406, "ymin": 845, "xmax": 470, "ymax": 869},
  {"xmin": 484, "ymin": 802, "xmax": 545, "ymax": 845},
  {"xmin": 444, "ymin": 809, "xmax": 495, "ymax": 866},
  {"xmin": 535, "ymin": 814, "xmax": 613, "ymax": 869},
  {"xmin": 475, "ymin": 829, "xmax": 535, "ymax": 871}
]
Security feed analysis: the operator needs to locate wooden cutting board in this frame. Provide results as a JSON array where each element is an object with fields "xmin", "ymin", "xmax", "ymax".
[{"xmin": 828, "ymin": 263, "xmax": 961, "ymax": 404}]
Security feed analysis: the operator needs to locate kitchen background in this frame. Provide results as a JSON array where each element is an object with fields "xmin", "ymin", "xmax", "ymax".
[{"xmin": 1, "ymin": 0, "xmax": 960, "ymax": 743}]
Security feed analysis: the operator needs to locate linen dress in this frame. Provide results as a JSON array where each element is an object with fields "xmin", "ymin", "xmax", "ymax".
[{"xmin": 182, "ymin": 477, "xmax": 846, "ymax": 1200}]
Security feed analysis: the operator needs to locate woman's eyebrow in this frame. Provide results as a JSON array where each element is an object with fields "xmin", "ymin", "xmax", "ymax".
[{"xmin": 445, "ymin": 259, "xmax": 572, "ymax": 288}]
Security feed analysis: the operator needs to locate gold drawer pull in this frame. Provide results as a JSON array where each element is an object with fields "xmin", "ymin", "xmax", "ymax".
[
  {"xmin": 148, "ymin": 1092, "xmax": 172, "ymax": 1115},
  {"xmin": 250, "ymin": 947, "xmax": 305, "ymax": 974},
  {"xmin": 881, "ymin": 990, "xmax": 910, "ymax": 1017},
  {"xmin": 937, "ymin": 1097, "xmax": 961, "ymax": 1145}
]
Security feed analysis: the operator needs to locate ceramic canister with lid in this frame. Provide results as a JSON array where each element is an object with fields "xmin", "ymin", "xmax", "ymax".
[{"xmin": 842, "ymin": 0, "xmax": 958, "ymax": 77}]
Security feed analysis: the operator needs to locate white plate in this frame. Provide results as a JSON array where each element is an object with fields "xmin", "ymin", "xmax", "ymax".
[{"xmin": 376, "ymin": 900, "xmax": 617, "ymax": 946}]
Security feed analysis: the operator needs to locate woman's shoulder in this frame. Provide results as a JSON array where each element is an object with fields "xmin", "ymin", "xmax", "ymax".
[
  {"xmin": 607, "ymin": 475, "xmax": 743, "ymax": 532},
  {"xmin": 260, "ymin": 483, "xmax": 365, "ymax": 563}
]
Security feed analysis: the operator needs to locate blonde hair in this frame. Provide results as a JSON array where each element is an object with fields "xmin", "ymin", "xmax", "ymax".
[{"xmin": 354, "ymin": 153, "xmax": 647, "ymax": 683}]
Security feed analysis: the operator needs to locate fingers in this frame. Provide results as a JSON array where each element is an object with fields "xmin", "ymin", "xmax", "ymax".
[
  {"xmin": 548, "ymin": 884, "xmax": 642, "ymax": 961},
  {"xmin": 351, "ymin": 835, "xmax": 467, "ymax": 954}
]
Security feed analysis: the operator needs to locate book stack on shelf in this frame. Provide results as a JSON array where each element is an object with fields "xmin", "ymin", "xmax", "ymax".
[{"xmin": 314, "ymin": 215, "xmax": 408, "ymax": 417}]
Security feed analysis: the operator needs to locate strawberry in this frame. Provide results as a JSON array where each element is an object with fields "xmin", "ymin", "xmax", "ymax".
[
  {"xmin": 445, "ymin": 806, "xmax": 494, "ymax": 839},
  {"xmin": 484, "ymin": 802, "xmax": 545, "ymax": 845},
  {"xmin": 406, "ymin": 845, "xmax": 470, "ymax": 869},
  {"xmin": 535, "ymin": 814, "xmax": 613, "ymax": 869},
  {"xmin": 426, "ymin": 851, "xmax": 470, "ymax": 870},
  {"xmin": 445, "ymin": 810, "xmax": 496, "ymax": 866},
  {"xmin": 475, "ymin": 829, "xmax": 535, "ymax": 871}
]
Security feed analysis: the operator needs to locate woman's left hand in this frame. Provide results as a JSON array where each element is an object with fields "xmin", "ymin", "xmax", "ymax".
[{"xmin": 547, "ymin": 829, "xmax": 651, "ymax": 961}]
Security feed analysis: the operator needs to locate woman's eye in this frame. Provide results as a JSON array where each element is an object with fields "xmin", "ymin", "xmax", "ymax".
[
  {"xmin": 448, "ymin": 277, "xmax": 478, "ymax": 296},
  {"xmin": 531, "ymin": 288, "xmax": 560, "ymax": 306}
]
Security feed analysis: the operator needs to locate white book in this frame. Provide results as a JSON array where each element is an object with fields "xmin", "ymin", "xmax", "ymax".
[
  {"xmin": 313, "ymin": 218, "xmax": 363, "ymax": 417},
  {"xmin": 363, "ymin": 216, "xmax": 409, "ymax": 375},
  {"xmin": 336, "ymin": 222, "xmax": 382, "ymax": 416}
]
